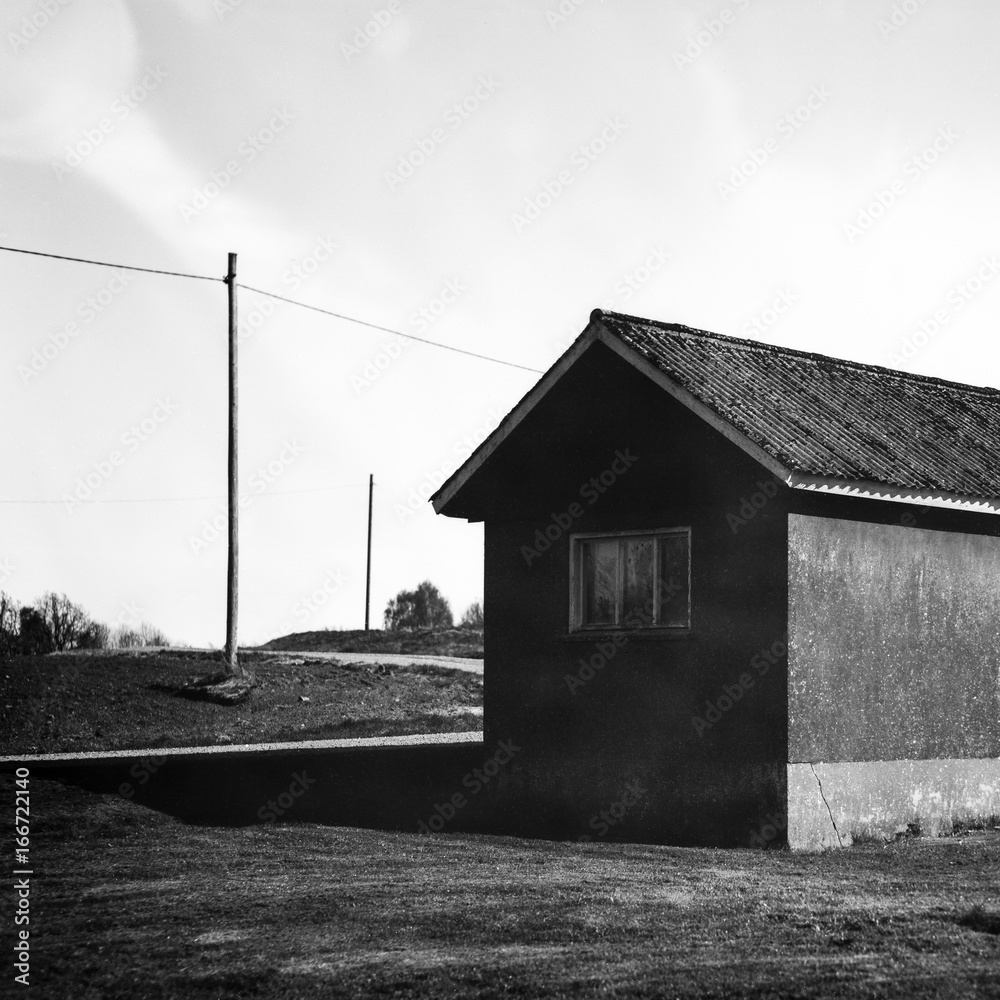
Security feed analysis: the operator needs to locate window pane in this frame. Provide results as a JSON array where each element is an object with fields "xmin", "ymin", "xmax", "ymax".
[
  {"xmin": 622, "ymin": 538, "xmax": 655, "ymax": 624},
  {"xmin": 657, "ymin": 534, "xmax": 689, "ymax": 627},
  {"xmin": 582, "ymin": 539, "xmax": 618, "ymax": 625}
]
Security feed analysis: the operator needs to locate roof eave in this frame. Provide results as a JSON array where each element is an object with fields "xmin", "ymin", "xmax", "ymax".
[
  {"xmin": 786, "ymin": 473, "xmax": 1000, "ymax": 516},
  {"xmin": 432, "ymin": 311, "xmax": 1000, "ymax": 521},
  {"xmin": 431, "ymin": 317, "xmax": 604, "ymax": 516}
]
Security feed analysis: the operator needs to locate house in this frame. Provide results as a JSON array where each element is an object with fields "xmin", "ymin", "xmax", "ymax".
[{"xmin": 431, "ymin": 309, "xmax": 1000, "ymax": 849}]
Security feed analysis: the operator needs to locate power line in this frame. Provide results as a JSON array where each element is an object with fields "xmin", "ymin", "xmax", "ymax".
[
  {"xmin": 0, "ymin": 483, "xmax": 371, "ymax": 505},
  {"xmin": 0, "ymin": 244, "xmax": 224, "ymax": 283},
  {"xmin": 237, "ymin": 282, "xmax": 543, "ymax": 375},
  {"xmin": 0, "ymin": 242, "xmax": 543, "ymax": 373}
]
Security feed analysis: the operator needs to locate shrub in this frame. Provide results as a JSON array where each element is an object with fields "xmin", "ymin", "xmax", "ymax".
[
  {"xmin": 19, "ymin": 607, "xmax": 54, "ymax": 655},
  {"xmin": 384, "ymin": 581, "xmax": 453, "ymax": 631}
]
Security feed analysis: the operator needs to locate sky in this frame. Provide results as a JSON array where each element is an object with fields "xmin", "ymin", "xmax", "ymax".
[{"xmin": 1, "ymin": 0, "xmax": 999, "ymax": 647}]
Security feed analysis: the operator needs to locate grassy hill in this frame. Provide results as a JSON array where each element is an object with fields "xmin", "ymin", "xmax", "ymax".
[
  {"xmin": 0, "ymin": 649, "xmax": 482, "ymax": 755},
  {"xmin": 259, "ymin": 626, "xmax": 483, "ymax": 658}
]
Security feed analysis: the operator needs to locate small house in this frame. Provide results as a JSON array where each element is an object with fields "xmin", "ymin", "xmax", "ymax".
[{"xmin": 432, "ymin": 309, "xmax": 1000, "ymax": 848}]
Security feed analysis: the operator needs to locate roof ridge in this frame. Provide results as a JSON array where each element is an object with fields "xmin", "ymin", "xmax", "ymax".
[{"xmin": 595, "ymin": 308, "xmax": 1000, "ymax": 398}]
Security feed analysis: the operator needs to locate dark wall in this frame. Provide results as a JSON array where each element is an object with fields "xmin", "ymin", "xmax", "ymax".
[
  {"xmin": 477, "ymin": 343, "xmax": 790, "ymax": 846},
  {"xmin": 788, "ymin": 512, "xmax": 1000, "ymax": 763},
  {"xmin": 15, "ymin": 740, "xmax": 503, "ymax": 835}
]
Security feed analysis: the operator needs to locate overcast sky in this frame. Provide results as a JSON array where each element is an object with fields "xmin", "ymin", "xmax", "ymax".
[{"xmin": 2, "ymin": 0, "xmax": 998, "ymax": 647}]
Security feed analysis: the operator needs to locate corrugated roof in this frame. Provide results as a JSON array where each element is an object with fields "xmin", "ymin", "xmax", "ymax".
[{"xmin": 598, "ymin": 310, "xmax": 1000, "ymax": 499}]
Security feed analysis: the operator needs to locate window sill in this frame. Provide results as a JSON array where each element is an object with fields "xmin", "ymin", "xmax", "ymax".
[{"xmin": 560, "ymin": 628, "xmax": 694, "ymax": 642}]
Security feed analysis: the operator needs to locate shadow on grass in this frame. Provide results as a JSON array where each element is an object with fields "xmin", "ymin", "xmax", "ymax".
[{"xmin": 957, "ymin": 905, "xmax": 1000, "ymax": 935}]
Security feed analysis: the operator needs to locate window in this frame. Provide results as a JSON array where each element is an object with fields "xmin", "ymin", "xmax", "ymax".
[{"xmin": 569, "ymin": 529, "xmax": 690, "ymax": 631}]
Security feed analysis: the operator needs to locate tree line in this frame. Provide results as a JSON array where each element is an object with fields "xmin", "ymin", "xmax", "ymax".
[{"xmin": 0, "ymin": 591, "xmax": 168, "ymax": 657}]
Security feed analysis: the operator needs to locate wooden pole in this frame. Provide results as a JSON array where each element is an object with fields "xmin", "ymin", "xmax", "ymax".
[
  {"xmin": 365, "ymin": 473, "xmax": 373, "ymax": 633},
  {"xmin": 225, "ymin": 252, "xmax": 240, "ymax": 675}
]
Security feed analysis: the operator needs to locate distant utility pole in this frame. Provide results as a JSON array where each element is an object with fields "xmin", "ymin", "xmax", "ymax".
[
  {"xmin": 225, "ymin": 252, "xmax": 240, "ymax": 675},
  {"xmin": 365, "ymin": 473, "xmax": 374, "ymax": 633}
]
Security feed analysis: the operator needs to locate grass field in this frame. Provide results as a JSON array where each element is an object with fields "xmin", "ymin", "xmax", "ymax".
[
  {"xmin": 8, "ymin": 773, "xmax": 1000, "ymax": 999},
  {"xmin": 0, "ymin": 649, "xmax": 482, "ymax": 755}
]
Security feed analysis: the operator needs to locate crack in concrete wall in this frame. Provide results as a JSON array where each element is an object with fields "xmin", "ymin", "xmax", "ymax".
[{"xmin": 809, "ymin": 762, "xmax": 844, "ymax": 847}]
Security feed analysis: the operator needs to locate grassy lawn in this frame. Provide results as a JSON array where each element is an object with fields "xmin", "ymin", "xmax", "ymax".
[
  {"xmin": 0, "ymin": 650, "xmax": 482, "ymax": 755},
  {"xmin": 9, "ymin": 774, "xmax": 1000, "ymax": 999}
]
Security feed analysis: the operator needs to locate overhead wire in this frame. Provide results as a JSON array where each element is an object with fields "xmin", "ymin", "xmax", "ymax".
[
  {"xmin": 0, "ymin": 244, "xmax": 224, "ymax": 283},
  {"xmin": 1, "ymin": 243, "xmax": 539, "ymax": 504},
  {"xmin": 236, "ymin": 282, "xmax": 543, "ymax": 375}
]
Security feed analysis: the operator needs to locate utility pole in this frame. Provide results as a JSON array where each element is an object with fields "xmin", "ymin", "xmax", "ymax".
[
  {"xmin": 225, "ymin": 252, "xmax": 240, "ymax": 676},
  {"xmin": 365, "ymin": 473, "xmax": 373, "ymax": 633}
]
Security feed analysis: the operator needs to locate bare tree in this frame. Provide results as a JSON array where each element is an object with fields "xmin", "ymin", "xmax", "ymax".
[
  {"xmin": 460, "ymin": 601, "xmax": 484, "ymax": 628},
  {"xmin": 111, "ymin": 621, "xmax": 170, "ymax": 648},
  {"xmin": 35, "ymin": 592, "xmax": 90, "ymax": 651},
  {"xmin": 0, "ymin": 591, "xmax": 20, "ymax": 658}
]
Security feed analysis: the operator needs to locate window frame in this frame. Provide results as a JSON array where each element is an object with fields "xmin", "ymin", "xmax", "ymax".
[{"xmin": 568, "ymin": 527, "xmax": 692, "ymax": 633}]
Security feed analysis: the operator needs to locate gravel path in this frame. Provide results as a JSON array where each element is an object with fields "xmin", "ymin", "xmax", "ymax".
[{"xmin": 261, "ymin": 649, "xmax": 484, "ymax": 674}]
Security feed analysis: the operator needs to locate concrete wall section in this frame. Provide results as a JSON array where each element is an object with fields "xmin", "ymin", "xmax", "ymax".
[
  {"xmin": 18, "ymin": 735, "xmax": 513, "ymax": 836},
  {"xmin": 788, "ymin": 758, "xmax": 1000, "ymax": 849},
  {"xmin": 788, "ymin": 513, "xmax": 1000, "ymax": 762}
]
